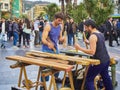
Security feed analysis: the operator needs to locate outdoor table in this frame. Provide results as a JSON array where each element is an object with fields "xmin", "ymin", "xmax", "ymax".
[
  {"xmin": 26, "ymin": 50, "xmax": 100, "ymax": 90},
  {"xmin": 6, "ymin": 55, "xmax": 74, "ymax": 90}
]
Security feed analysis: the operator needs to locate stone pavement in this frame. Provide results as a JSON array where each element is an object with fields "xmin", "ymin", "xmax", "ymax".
[{"xmin": 0, "ymin": 40, "xmax": 120, "ymax": 90}]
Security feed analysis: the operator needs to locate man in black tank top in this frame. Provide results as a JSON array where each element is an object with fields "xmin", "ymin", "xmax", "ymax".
[{"xmin": 74, "ymin": 20, "xmax": 113, "ymax": 90}]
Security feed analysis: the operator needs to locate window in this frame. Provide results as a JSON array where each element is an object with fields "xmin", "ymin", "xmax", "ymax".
[
  {"xmin": 0, "ymin": 3, "xmax": 3, "ymax": 9},
  {"xmin": 5, "ymin": 3, "xmax": 8, "ymax": 9}
]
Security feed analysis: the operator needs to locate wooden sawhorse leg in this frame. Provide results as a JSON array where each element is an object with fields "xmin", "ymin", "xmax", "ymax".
[
  {"xmin": 18, "ymin": 66, "xmax": 30, "ymax": 90},
  {"xmin": 18, "ymin": 66, "xmax": 23, "ymax": 87},
  {"xmin": 62, "ymin": 71, "xmax": 74, "ymax": 90},
  {"xmin": 111, "ymin": 64, "xmax": 117, "ymax": 87},
  {"xmin": 35, "ymin": 66, "xmax": 42, "ymax": 90},
  {"xmin": 68, "ymin": 71, "xmax": 74, "ymax": 90},
  {"xmin": 62, "ymin": 72, "xmax": 67, "ymax": 88},
  {"xmin": 81, "ymin": 65, "xmax": 90, "ymax": 90},
  {"xmin": 49, "ymin": 74, "xmax": 57, "ymax": 90},
  {"xmin": 35, "ymin": 66, "xmax": 47, "ymax": 90},
  {"xmin": 36, "ymin": 67, "xmax": 58, "ymax": 90}
]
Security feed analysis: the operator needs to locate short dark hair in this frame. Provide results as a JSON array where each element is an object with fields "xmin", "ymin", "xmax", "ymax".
[
  {"xmin": 84, "ymin": 19, "xmax": 96, "ymax": 28},
  {"xmin": 54, "ymin": 12, "xmax": 64, "ymax": 20}
]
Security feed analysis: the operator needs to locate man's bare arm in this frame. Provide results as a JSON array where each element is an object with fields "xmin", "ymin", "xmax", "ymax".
[
  {"xmin": 74, "ymin": 34, "xmax": 97, "ymax": 55},
  {"xmin": 42, "ymin": 24, "xmax": 55, "ymax": 49},
  {"xmin": 42, "ymin": 24, "xmax": 50, "ymax": 45}
]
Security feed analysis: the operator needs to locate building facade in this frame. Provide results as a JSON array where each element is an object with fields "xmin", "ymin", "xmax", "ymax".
[
  {"xmin": 0, "ymin": 0, "xmax": 11, "ymax": 19},
  {"xmin": 113, "ymin": 0, "xmax": 120, "ymax": 14},
  {"xmin": 11, "ymin": 0, "xmax": 22, "ymax": 18},
  {"xmin": 27, "ymin": 4, "xmax": 48, "ymax": 20}
]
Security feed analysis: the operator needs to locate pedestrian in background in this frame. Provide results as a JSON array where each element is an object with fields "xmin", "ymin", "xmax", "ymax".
[
  {"xmin": 0, "ymin": 18, "xmax": 7, "ymax": 48},
  {"xmin": 8, "ymin": 20, "xmax": 13, "ymax": 41},
  {"xmin": 23, "ymin": 18, "xmax": 31, "ymax": 48},
  {"xmin": 117, "ymin": 19, "xmax": 120, "ymax": 40},
  {"xmin": 12, "ymin": 18, "xmax": 19, "ymax": 48},
  {"xmin": 67, "ymin": 18, "xmax": 77, "ymax": 46},
  {"xmin": 39, "ymin": 18, "xmax": 44, "ymax": 44},
  {"xmin": 106, "ymin": 17, "xmax": 114, "ymax": 47},
  {"xmin": 34, "ymin": 18, "xmax": 40, "ymax": 47},
  {"xmin": 18, "ymin": 19, "xmax": 23, "ymax": 47},
  {"xmin": 112, "ymin": 20, "xmax": 120, "ymax": 46}
]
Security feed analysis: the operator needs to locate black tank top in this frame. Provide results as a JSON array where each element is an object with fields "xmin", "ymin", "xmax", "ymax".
[{"xmin": 92, "ymin": 32, "xmax": 110, "ymax": 63}]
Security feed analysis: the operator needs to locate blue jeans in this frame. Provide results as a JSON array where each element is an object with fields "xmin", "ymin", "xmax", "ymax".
[
  {"xmin": 41, "ymin": 47, "xmax": 59, "ymax": 82},
  {"xmin": 68, "ymin": 33, "xmax": 74, "ymax": 46},
  {"xmin": 39, "ymin": 31, "xmax": 43, "ymax": 44},
  {"xmin": 13, "ymin": 31, "xmax": 19, "ymax": 46},
  {"xmin": 86, "ymin": 61, "xmax": 113, "ymax": 90}
]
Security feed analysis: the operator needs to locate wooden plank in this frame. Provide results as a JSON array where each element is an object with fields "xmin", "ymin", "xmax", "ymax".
[
  {"xmin": 6, "ymin": 56, "xmax": 74, "ymax": 72},
  {"xmin": 26, "ymin": 52, "xmax": 90, "ymax": 65},
  {"xmin": 60, "ymin": 50, "xmax": 90, "ymax": 57},
  {"xmin": 26, "ymin": 54, "xmax": 69, "ymax": 64},
  {"xmin": 26, "ymin": 51, "xmax": 100, "ymax": 65}
]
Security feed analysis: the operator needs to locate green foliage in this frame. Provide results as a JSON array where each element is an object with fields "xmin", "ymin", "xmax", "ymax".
[
  {"xmin": 84, "ymin": 0, "xmax": 97, "ymax": 17},
  {"xmin": 66, "ymin": 3, "xmax": 73, "ymax": 17},
  {"xmin": 83, "ymin": 0, "xmax": 114, "ymax": 26},
  {"xmin": 2, "ymin": 15, "xmax": 9, "ymax": 19},
  {"xmin": 43, "ymin": 3, "xmax": 60, "ymax": 21},
  {"xmin": 92, "ymin": 0, "xmax": 114, "ymax": 25},
  {"xmin": 39, "ymin": 12, "xmax": 45, "ymax": 18},
  {"xmin": 70, "ymin": 3, "xmax": 88, "ymax": 23},
  {"xmin": 19, "ymin": 14, "xmax": 27, "ymax": 19}
]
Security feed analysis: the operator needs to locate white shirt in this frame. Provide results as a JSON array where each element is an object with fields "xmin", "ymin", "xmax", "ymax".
[
  {"xmin": 2, "ymin": 22, "xmax": 5, "ymax": 33},
  {"xmin": 34, "ymin": 20, "xmax": 39, "ymax": 31}
]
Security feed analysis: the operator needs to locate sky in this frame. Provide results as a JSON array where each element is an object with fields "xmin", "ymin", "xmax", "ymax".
[{"xmin": 28, "ymin": 0, "xmax": 83, "ymax": 5}]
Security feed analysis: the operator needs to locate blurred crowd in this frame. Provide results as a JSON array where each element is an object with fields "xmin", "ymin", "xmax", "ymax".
[
  {"xmin": 0, "ymin": 17, "xmax": 47, "ymax": 49},
  {"xmin": 65, "ymin": 17, "xmax": 120, "ymax": 47},
  {"xmin": 0, "ymin": 17, "xmax": 120, "ymax": 49}
]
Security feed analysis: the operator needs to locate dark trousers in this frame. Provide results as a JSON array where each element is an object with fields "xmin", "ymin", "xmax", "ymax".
[
  {"xmin": 86, "ymin": 61, "xmax": 113, "ymax": 90},
  {"xmin": 109, "ymin": 34, "xmax": 113, "ymax": 46},
  {"xmin": 113, "ymin": 33, "xmax": 119, "ymax": 45},
  {"xmin": 23, "ymin": 32, "xmax": 30, "ymax": 46},
  {"xmin": 34, "ymin": 30, "xmax": 39, "ymax": 45},
  {"xmin": 7, "ymin": 31, "xmax": 13, "ymax": 40},
  {"xmin": 18, "ymin": 31, "xmax": 23, "ymax": 45},
  {"xmin": 39, "ymin": 31, "xmax": 43, "ymax": 44}
]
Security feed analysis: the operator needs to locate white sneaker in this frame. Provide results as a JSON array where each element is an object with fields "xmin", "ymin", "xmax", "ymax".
[
  {"xmin": 22, "ymin": 46, "xmax": 26, "ymax": 48},
  {"xmin": 26, "ymin": 45, "xmax": 30, "ymax": 48},
  {"xmin": 12, "ymin": 46, "xmax": 19, "ymax": 50}
]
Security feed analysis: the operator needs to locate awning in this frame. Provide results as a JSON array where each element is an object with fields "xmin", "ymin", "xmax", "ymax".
[{"xmin": 110, "ymin": 14, "xmax": 120, "ymax": 18}]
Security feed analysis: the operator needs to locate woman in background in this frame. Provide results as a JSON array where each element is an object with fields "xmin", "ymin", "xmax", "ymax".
[{"xmin": 23, "ymin": 18, "xmax": 31, "ymax": 48}]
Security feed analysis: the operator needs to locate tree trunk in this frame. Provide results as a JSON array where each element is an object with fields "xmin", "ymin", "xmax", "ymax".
[
  {"xmin": 61, "ymin": 0, "xmax": 65, "ymax": 15},
  {"xmin": 73, "ymin": 0, "xmax": 77, "ymax": 6}
]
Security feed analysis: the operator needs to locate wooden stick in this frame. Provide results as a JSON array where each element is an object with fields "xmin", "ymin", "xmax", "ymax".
[
  {"xmin": 26, "ymin": 51, "xmax": 100, "ymax": 65},
  {"xmin": 47, "ymin": 37, "xmax": 56, "ymax": 53},
  {"xmin": 81, "ymin": 65, "xmax": 90, "ymax": 90},
  {"xmin": 74, "ymin": 34, "xmax": 78, "ymax": 52},
  {"xmin": 83, "ymin": 31, "xmax": 88, "ymax": 49},
  {"xmin": 6, "ymin": 56, "xmax": 74, "ymax": 72},
  {"xmin": 63, "ymin": 30, "xmax": 67, "ymax": 47}
]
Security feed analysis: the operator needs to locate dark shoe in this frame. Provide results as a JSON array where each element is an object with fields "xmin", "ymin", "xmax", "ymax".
[
  {"xmin": 17, "ymin": 45, "xmax": 21, "ymax": 47},
  {"xmin": 117, "ymin": 43, "xmax": 120, "ymax": 46},
  {"xmin": 1, "ymin": 44, "xmax": 3, "ymax": 48},
  {"xmin": 55, "ymin": 78, "xmax": 62, "ymax": 83},
  {"xmin": 109, "ymin": 45, "xmax": 114, "ymax": 47},
  {"xmin": 40, "ymin": 86, "xmax": 45, "ymax": 90}
]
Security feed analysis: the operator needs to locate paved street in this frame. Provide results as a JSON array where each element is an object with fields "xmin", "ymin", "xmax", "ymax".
[{"xmin": 0, "ymin": 39, "xmax": 120, "ymax": 90}]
